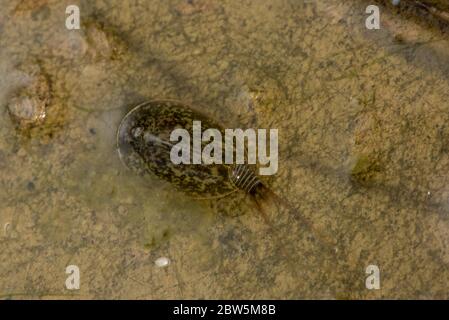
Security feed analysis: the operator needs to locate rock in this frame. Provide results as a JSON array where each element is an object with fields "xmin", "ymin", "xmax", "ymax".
[
  {"xmin": 7, "ymin": 64, "xmax": 51, "ymax": 128},
  {"xmin": 8, "ymin": 96, "xmax": 46, "ymax": 125},
  {"xmin": 154, "ymin": 257, "xmax": 170, "ymax": 268}
]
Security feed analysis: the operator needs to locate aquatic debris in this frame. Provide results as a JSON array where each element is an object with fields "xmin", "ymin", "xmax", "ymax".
[
  {"xmin": 350, "ymin": 154, "xmax": 382, "ymax": 185},
  {"xmin": 155, "ymin": 257, "xmax": 170, "ymax": 268},
  {"xmin": 83, "ymin": 21, "xmax": 125, "ymax": 61},
  {"xmin": 50, "ymin": 20, "xmax": 125, "ymax": 61},
  {"xmin": 3, "ymin": 222, "xmax": 11, "ymax": 236},
  {"xmin": 13, "ymin": 0, "xmax": 51, "ymax": 16},
  {"xmin": 7, "ymin": 64, "xmax": 51, "ymax": 129},
  {"xmin": 389, "ymin": 0, "xmax": 449, "ymax": 24},
  {"xmin": 416, "ymin": 1, "xmax": 449, "ymax": 22}
]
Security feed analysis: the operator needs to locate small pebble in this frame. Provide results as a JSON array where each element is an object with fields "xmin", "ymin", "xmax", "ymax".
[
  {"xmin": 392, "ymin": 0, "xmax": 400, "ymax": 6},
  {"xmin": 7, "ymin": 64, "xmax": 51, "ymax": 128},
  {"xmin": 4, "ymin": 223, "xmax": 11, "ymax": 236},
  {"xmin": 27, "ymin": 181, "xmax": 35, "ymax": 191},
  {"xmin": 155, "ymin": 257, "xmax": 170, "ymax": 268},
  {"xmin": 8, "ymin": 96, "xmax": 46, "ymax": 124}
]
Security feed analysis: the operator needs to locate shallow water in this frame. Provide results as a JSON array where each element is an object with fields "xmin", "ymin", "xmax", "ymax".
[{"xmin": 0, "ymin": 0, "xmax": 448, "ymax": 299}]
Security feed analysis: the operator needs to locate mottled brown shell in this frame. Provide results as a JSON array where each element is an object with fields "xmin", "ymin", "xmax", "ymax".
[{"xmin": 117, "ymin": 100, "xmax": 238, "ymax": 198}]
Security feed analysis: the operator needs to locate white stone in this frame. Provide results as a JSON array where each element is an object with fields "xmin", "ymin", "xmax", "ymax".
[{"xmin": 155, "ymin": 257, "xmax": 170, "ymax": 268}]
